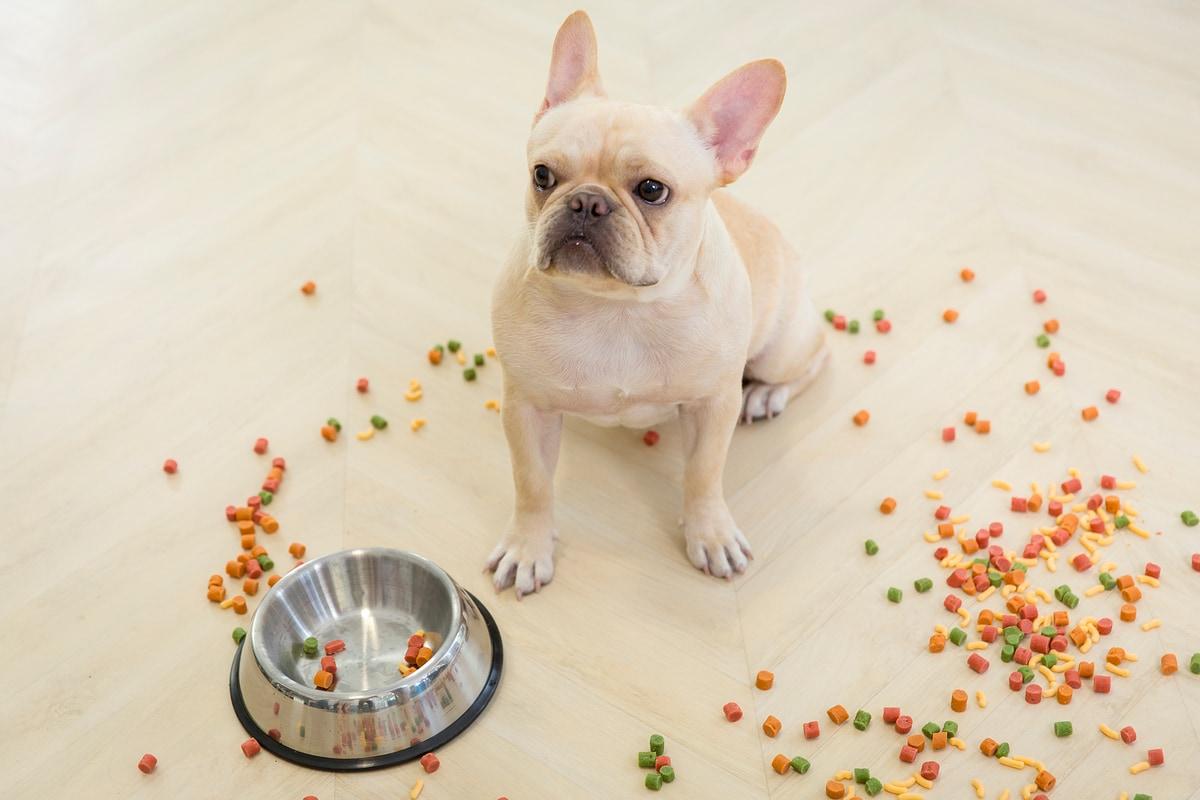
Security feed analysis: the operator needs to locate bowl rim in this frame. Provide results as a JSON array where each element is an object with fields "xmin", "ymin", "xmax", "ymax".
[{"xmin": 249, "ymin": 547, "xmax": 464, "ymax": 701}]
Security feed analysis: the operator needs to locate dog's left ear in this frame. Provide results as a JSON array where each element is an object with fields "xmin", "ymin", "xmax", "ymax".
[
  {"xmin": 536, "ymin": 11, "xmax": 605, "ymax": 123},
  {"xmin": 686, "ymin": 59, "xmax": 786, "ymax": 185}
]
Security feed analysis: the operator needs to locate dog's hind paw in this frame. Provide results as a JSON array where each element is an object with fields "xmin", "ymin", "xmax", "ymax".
[{"xmin": 740, "ymin": 381, "xmax": 791, "ymax": 424}]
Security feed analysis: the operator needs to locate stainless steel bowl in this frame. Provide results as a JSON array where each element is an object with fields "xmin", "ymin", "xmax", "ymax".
[{"xmin": 229, "ymin": 548, "xmax": 502, "ymax": 770}]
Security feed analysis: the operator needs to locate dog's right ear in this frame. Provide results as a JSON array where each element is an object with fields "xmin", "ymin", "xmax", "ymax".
[{"xmin": 536, "ymin": 10, "xmax": 605, "ymax": 123}]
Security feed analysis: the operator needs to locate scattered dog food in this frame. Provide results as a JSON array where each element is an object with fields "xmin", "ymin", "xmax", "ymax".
[
  {"xmin": 137, "ymin": 753, "xmax": 157, "ymax": 774},
  {"xmin": 162, "ymin": 458, "xmax": 178, "ymax": 474},
  {"xmin": 240, "ymin": 738, "xmax": 261, "ymax": 758},
  {"xmin": 643, "ymin": 430, "xmax": 660, "ymax": 446},
  {"xmin": 356, "ymin": 377, "xmax": 369, "ymax": 393}
]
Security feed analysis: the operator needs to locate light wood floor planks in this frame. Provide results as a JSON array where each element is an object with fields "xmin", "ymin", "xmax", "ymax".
[{"xmin": 2, "ymin": 2, "xmax": 1199, "ymax": 798}]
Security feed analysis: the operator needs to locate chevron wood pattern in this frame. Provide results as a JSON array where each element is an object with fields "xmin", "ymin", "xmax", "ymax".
[{"xmin": 2, "ymin": 2, "xmax": 1199, "ymax": 798}]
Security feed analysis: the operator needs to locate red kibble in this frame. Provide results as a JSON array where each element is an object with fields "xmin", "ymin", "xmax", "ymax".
[
  {"xmin": 262, "ymin": 478, "xmax": 279, "ymax": 493},
  {"xmin": 989, "ymin": 521, "xmax": 1003, "ymax": 537},
  {"xmin": 1148, "ymin": 748, "xmax": 1164, "ymax": 766},
  {"xmin": 137, "ymin": 753, "xmax": 158, "ymax": 774},
  {"xmin": 1106, "ymin": 389, "xmax": 1121, "ymax": 404},
  {"xmin": 419, "ymin": 753, "xmax": 440, "ymax": 773},
  {"xmin": 723, "ymin": 702, "xmax": 743, "ymax": 722},
  {"xmin": 357, "ymin": 377, "xmax": 369, "ymax": 393},
  {"xmin": 900, "ymin": 745, "xmax": 918, "ymax": 763},
  {"xmin": 225, "ymin": 505, "xmax": 238, "ymax": 522},
  {"xmin": 1050, "ymin": 635, "xmax": 1067, "ymax": 652},
  {"xmin": 252, "ymin": 509, "xmax": 265, "ymax": 525},
  {"xmin": 162, "ymin": 459, "xmax": 178, "ymax": 474},
  {"xmin": 268, "ymin": 728, "xmax": 282, "ymax": 740},
  {"xmin": 894, "ymin": 715, "xmax": 913, "ymax": 735},
  {"xmin": 1144, "ymin": 562, "xmax": 1161, "ymax": 579},
  {"xmin": 944, "ymin": 594, "xmax": 962, "ymax": 613},
  {"xmin": 1011, "ymin": 497, "xmax": 1028, "ymax": 512},
  {"xmin": 1120, "ymin": 726, "xmax": 1136, "ymax": 744},
  {"xmin": 248, "ymin": 495, "xmax": 262, "ymax": 510},
  {"xmin": 920, "ymin": 761, "xmax": 940, "ymax": 781},
  {"xmin": 982, "ymin": 625, "xmax": 998, "ymax": 643},
  {"xmin": 1025, "ymin": 684, "xmax": 1042, "ymax": 704},
  {"xmin": 1030, "ymin": 634, "xmax": 1050, "ymax": 654},
  {"xmin": 876, "ymin": 319, "xmax": 892, "ymax": 333},
  {"xmin": 1072, "ymin": 553, "xmax": 1092, "ymax": 572},
  {"xmin": 968, "ymin": 653, "xmax": 989, "ymax": 674},
  {"xmin": 253, "ymin": 438, "xmax": 268, "ymax": 455},
  {"xmin": 803, "ymin": 720, "xmax": 820, "ymax": 739},
  {"xmin": 1009, "ymin": 671, "xmax": 1023, "ymax": 691},
  {"xmin": 241, "ymin": 738, "xmax": 261, "ymax": 758},
  {"xmin": 882, "ymin": 707, "xmax": 900, "ymax": 724},
  {"xmin": 324, "ymin": 640, "xmax": 345, "ymax": 656},
  {"xmin": 1065, "ymin": 669, "xmax": 1081, "ymax": 689},
  {"xmin": 1047, "ymin": 500, "xmax": 1063, "ymax": 517},
  {"xmin": 833, "ymin": 315, "xmax": 846, "ymax": 330},
  {"xmin": 863, "ymin": 350, "xmax": 876, "ymax": 365},
  {"xmin": 1094, "ymin": 675, "xmax": 1111, "ymax": 693},
  {"xmin": 1052, "ymin": 360, "xmax": 1065, "ymax": 376},
  {"xmin": 1192, "ymin": 553, "xmax": 1200, "ymax": 572},
  {"xmin": 1015, "ymin": 647, "xmax": 1033, "ymax": 665},
  {"xmin": 643, "ymin": 430, "xmax": 660, "ymax": 446},
  {"xmin": 245, "ymin": 560, "xmax": 263, "ymax": 579},
  {"xmin": 272, "ymin": 457, "xmax": 286, "ymax": 471},
  {"xmin": 1089, "ymin": 517, "xmax": 1106, "ymax": 533},
  {"xmin": 1061, "ymin": 478, "xmax": 1081, "ymax": 494},
  {"xmin": 933, "ymin": 546, "xmax": 949, "ymax": 560},
  {"xmin": 321, "ymin": 655, "xmax": 338, "ymax": 674},
  {"xmin": 935, "ymin": 505, "xmax": 951, "ymax": 520},
  {"xmin": 1100, "ymin": 474, "xmax": 1115, "ymax": 489},
  {"xmin": 654, "ymin": 755, "xmax": 671, "ymax": 771},
  {"xmin": 1033, "ymin": 289, "xmax": 1047, "ymax": 303},
  {"xmin": 1097, "ymin": 617, "xmax": 1113, "ymax": 635},
  {"xmin": 942, "ymin": 426, "xmax": 956, "ymax": 442},
  {"xmin": 1021, "ymin": 604, "xmax": 1038, "ymax": 621},
  {"xmin": 947, "ymin": 569, "xmax": 968, "ymax": 588}
]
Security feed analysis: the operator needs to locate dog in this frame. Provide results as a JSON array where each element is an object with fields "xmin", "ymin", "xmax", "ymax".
[{"xmin": 487, "ymin": 10, "xmax": 827, "ymax": 597}]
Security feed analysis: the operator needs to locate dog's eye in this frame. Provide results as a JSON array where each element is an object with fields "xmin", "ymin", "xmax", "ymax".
[
  {"xmin": 532, "ymin": 164, "xmax": 555, "ymax": 191},
  {"xmin": 635, "ymin": 179, "xmax": 669, "ymax": 205}
]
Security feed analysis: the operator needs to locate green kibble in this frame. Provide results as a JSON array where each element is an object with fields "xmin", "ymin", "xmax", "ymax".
[
  {"xmin": 1004, "ymin": 626, "xmax": 1023, "ymax": 646},
  {"xmin": 258, "ymin": 490, "xmax": 273, "ymax": 506},
  {"xmin": 327, "ymin": 417, "xmax": 342, "ymax": 432},
  {"xmin": 948, "ymin": 627, "xmax": 967, "ymax": 646},
  {"xmin": 921, "ymin": 722, "xmax": 940, "ymax": 739},
  {"xmin": 659, "ymin": 765, "xmax": 675, "ymax": 783},
  {"xmin": 1182, "ymin": 510, "xmax": 1198, "ymax": 527},
  {"xmin": 447, "ymin": 340, "xmax": 461, "ymax": 352},
  {"xmin": 1053, "ymin": 720, "xmax": 1073, "ymax": 737},
  {"xmin": 1013, "ymin": 561, "xmax": 1029, "ymax": 572},
  {"xmin": 1063, "ymin": 592, "xmax": 1079, "ymax": 609},
  {"xmin": 463, "ymin": 367, "xmax": 477, "ymax": 381},
  {"xmin": 942, "ymin": 720, "xmax": 958, "ymax": 737},
  {"xmin": 1053, "ymin": 584, "xmax": 1070, "ymax": 601},
  {"xmin": 232, "ymin": 627, "xmax": 246, "ymax": 644},
  {"xmin": 1190, "ymin": 653, "xmax": 1200, "ymax": 674},
  {"xmin": 865, "ymin": 539, "xmax": 879, "ymax": 556},
  {"xmin": 853, "ymin": 767, "xmax": 870, "ymax": 784},
  {"xmin": 872, "ymin": 309, "xmax": 885, "ymax": 322},
  {"xmin": 1099, "ymin": 572, "xmax": 1116, "ymax": 590},
  {"xmin": 865, "ymin": 777, "xmax": 883, "ymax": 796},
  {"xmin": 886, "ymin": 587, "xmax": 902, "ymax": 603},
  {"xmin": 790, "ymin": 756, "xmax": 810, "ymax": 774},
  {"xmin": 1036, "ymin": 333, "xmax": 1051, "ymax": 348},
  {"xmin": 995, "ymin": 742, "xmax": 1010, "ymax": 758},
  {"xmin": 1019, "ymin": 665, "xmax": 1035, "ymax": 683},
  {"xmin": 649, "ymin": 734, "xmax": 664, "ymax": 756},
  {"xmin": 474, "ymin": 353, "xmax": 485, "ymax": 366},
  {"xmin": 1042, "ymin": 652, "xmax": 1058, "ymax": 668},
  {"xmin": 1133, "ymin": 794, "xmax": 1152, "ymax": 800},
  {"xmin": 645, "ymin": 772, "xmax": 662, "ymax": 791},
  {"xmin": 303, "ymin": 636, "xmax": 318, "ymax": 655},
  {"xmin": 370, "ymin": 414, "xmax": 388, "ymax": 430},
  {"xmin": 638, "ymin": 751, "xmax": 655, "ymax": 768},
  {"xmin": 824, "ymin": 309, "xmax": 836, "ymax": 322},
  {"xmin": 988, "ymin": 570, "xmax": 1002, "ymax": 587},
  {"xmin": 1114, "ymin": 514, "xmax": 1130, "ymax": 528},
  {"xmin": 853, "ymin": 710, "xmax": 871, "ymax": 731},
  {"xmin": 914, "ymin": 577, "xmax": 933, "ymax": 593},
  {"xmin": 257, "ymin": 555, "xmax": 274, "ymax": 571},
  {"xmin": 1040, "ymin": 625, "xmax": 1057, "ymax": 637},
  {"xmin": 848, "ymin": 319, "xmax": 860, "ymax": 334},
  {"xmin": 1001, "ymin": 644, "xmax": 1015, "ymax": 663}
]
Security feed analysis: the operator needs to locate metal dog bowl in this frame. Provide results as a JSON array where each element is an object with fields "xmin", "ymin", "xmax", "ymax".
[{"xmin": 229, "ymin": 548, "xmax": 503, "ymax": 770}]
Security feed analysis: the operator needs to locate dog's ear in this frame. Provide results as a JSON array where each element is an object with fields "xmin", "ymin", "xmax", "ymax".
[
  {"xmin": 686, "ymin": 59, "xmax": 786, "ymax": 185},
  {"xmin": 536, "ymin": 10, "xmax": 605, "ymax": 122}
]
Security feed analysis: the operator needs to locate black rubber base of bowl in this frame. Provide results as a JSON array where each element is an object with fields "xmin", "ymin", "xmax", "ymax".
[{"xmin": 229, "ymin": 590, "xmax": 503, "ymax": 771}]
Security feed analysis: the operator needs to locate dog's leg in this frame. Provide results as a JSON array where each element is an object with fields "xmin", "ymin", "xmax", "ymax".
[
  {"xmin": 679, "ymin": 381, "xmax": 752, "ymax": 578},
  {"xmin": 486, "ymin": 390, "xmax": 562, "ymax": 598}
]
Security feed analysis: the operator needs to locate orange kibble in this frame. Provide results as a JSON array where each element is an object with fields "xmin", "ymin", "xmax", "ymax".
[
  {"xmin": 415, "ymin": 646, "xmax": 433, "ymax": 666},
  {"xmin": 250, "ymin": 544, "xmax": 267, "ymax": 558},
  {"xmin": 240, "ymin": 533, "xmax": 256, "ymax": 551},
  {"xmin": 232, "ymin": 596, "xmax": 247, "ymax": 614},
  {"xmin": 931, "ymin": 731, "xmax": 948, "ymax": 750},
  {"xmin": 980, "ymin": 738, "xmax": 998, "ymax": 757},
  {"xmin": 313, "ymin": 669, "xmax": 334, "ymax": 690},
  {"xmin": 236, "ymin": 552, "xmax": 251, "ymax": 564},
  {"xmin": 1027, "ymin": 493, "xmax": 1043, "ymax": 512},
  {"xmin": 207, "ymin": 585, "xmax": 226, "ymax": 603},
  {"xmin": 880, "ymin": 497, "xmax": 897, "ymax": 515},
  {"xmin": 1025, "ymin": 381, "xmax": 1040, "ymax": 395},
  {"xmin": 267, "ymin": 467, "xmax": 284, "ymax": 482},
  {"xmin": 1052, "ymin": 610, "xmax": 1069, "ymax": 626},
  {"xmin": 300, "ymin": 281, "xmax": 316, "ymax": 295},
  {"xmin": 975, "ymin": 419, "xmax": 991, "ymax": 434},
  {"xmin": 827, "ymin": 705, "xmax": 849, "ymax": 725},
  {"xmin": 243, "ymin": 578, "xmax": 259, "ymax": 596},
  {"xmin": 1121, "ymin": 585, "xmax": 1142, "ymax": 603},
  {"xmin": 960, "ymin": 268, "xmax": 975, "ymax": 282},
  {"xmin": 771, "ymin": 754, "xmax": 790, "ymax": 775},
  {"xmin": 1161, "ymin": 653, "xmax": 1178, "ymax": 675},
  {"xmin": 428, "ymin": 348, "xmax": 443, "ymax": 365},
  {"xmin": 1107, "ymin": 647, "xmax": 1126, "ymax": 665},
  {"xmin": 907, "ymin": 734, "xmax": 926, "ymax": 753},
  {"xmin": 267, "ymin": 574, "xmax": 281, "ymax": 587},
  {"xmin": 1078, "ymin": 661, "xmax": 1095, "ymax": 678},
  {"xmin": 950, "ymin": 689, "xmax": 968, "ymax": 712},
  {"xmin": 288, "ymin": 542, "xmax": 307, "ymax": 559},
  {"xmin": 260, "ymin": 515, "xmax": 279, "ymax": 534},
  {"xmin": 755, "ymin": 670, "xmax": 775, "ymax": 690},
  {"xmin": 1061, "ymin": 514, "xmax": 1079, "ymax": 533},
  {"xmin": 235, "ymin": 506, "xmax": 254, "ymax": 522},
  {"xmin": 937, "ymin": 522, "xmax": 955, "ymax": 538},
  {"xmin": 978, "ymin": 609, "xmax": 995, "ymax": 625},
  {"xmin": 943, "ymin": 308, "xmax": 959, "ymax": 323},
  {"xmin": 1043, "ymin": 319, "xmax": 1059, "ymax": 333},
  {"xmin": 1047, "ymin": 351, "xmax": 1060, "ymax": 368},
  {"xmin": 208, "ymin": 574, "xmax": 223, "ymax": 586},
  {"xmin": 1116, "ymin": 574, "xmax": 1134, "ymax": 589},
  {"xmin": 963, "ymin": 410, "xmax": 978, "ymax": 426},
  {"xmin": 1035, "ymin": 770, "xmax": 1056, "ymax": 792},
  {"xmin": 852, "ymin": 409, "xmax": 870, "ymax": 426},
  {"xmin": 236, "ymin": 520, "xmax": 254, "ymax": 537},
  {"xmin": 825, "ymin": 780, "xmax": 846, "ymax": 799},
  {"xmin": 1056, "ymin": 685, "xmax": 1072, "ymax": 705},
  {"xmin": 1105, "ymin": 495, "xmax": 1120, "ymax": 513},
  {"xmin": 1082, "ymin": 406, "xmax": 1099, "ymax": 421},
  {"xmin": 929, "ymin": 633, "xmax": 946, "ymax": 652},
  {"xmin": 321, "ymin": 424, "xmax": 338, "ymax": 442},
  {"xmin": 762, "ymin": 715, "xmax": 782, "ymax": 737},
  {"xmin": 1119, "ymin": 603, "xmax": 1137, "ymax": 622}
]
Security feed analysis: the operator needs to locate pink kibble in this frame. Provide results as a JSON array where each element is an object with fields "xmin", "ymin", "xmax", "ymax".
[
  {"xmin": 1025, "ymin": 684, "xmax": 1042, "ymax": 704},
  {"xmin": 1120, "ymin": 726, "xmax": 1136, "ymax": 744},
  {"xmin": 863, "ymin": 350, "xmax": 876, "ymax": 365},
  {"xmin": 803, "ymin": 720, "xmax": 820, "ymax": 739},
  {"xmin": 894, "ymin": 715, "xmax": 913, "ymax": 734},
  {"xmin": 944, "ymin": 594, "xmax": 962, "ymax": 613},
  {"xmin": 900, "ymin": 745, "xmax": 918, "ymax": 763},
  {"xmin": 225, "ymin": 505, "xmax": 237, "ymax": 522},
  {"xmin": 883, "ymin": 707, "xmax": 900, "ymax": 724},
  {"xmin": 935, "ymin": 505, "xmax": 951, "ymax": 520},
  {"xmin": 1015, "ymin": 647, "xmax": 1032, "ymax": 665},
  {"xmin": 989, "ymin": 521, "xmax": 1004, "ymax": 537},
  {"xmin": 1048, "ymin": 500, "xmax": 1063, "ymax": 517},
  {"xmin": 1100, "ymin": 474, "xmax": 1115, "ymax": 489},
  {"xmin": 1011, "ymin": 497, "xmax": 1028, "ymax": 512},
  {"xmin": 723, "ymin": 702, "xmax": 743, "ymax": 722},
  {"xmin": 253, "ymin": 437, "xmax": 268, "ymax": 455},
  {"xmin": 1009, "ymin": 671, "xmax": 1023, "ymax": 691},
  {"xmin": 240, "ymin": 739, "xmax": 261, "ymax": 758},
  {"xmin": 1061, "ymin": 478, "xmax": 1082, "ymax": 494},
  {"xmin": 1065, "ymin": 669, "xmax": 1081, "ymax": 689},
  {"xmin": 968, "ymin": 653, "xmax": 989, "ymax": 674},
  {"xmin": 1072, "ymin": 553, "xmax": 1092, "ymax": 572},
  {"xmin": 1145, "ymin": 562, "xmax": 1161, "ymax": 579},
  {"xmin": 920, "ymin": 761, "xmax": 940, "ymax": 781},
  {"xmin": 1106, "ymin": 388, "xmax": 1121, "ymax": 404},
  {"xmin": 1148, "ymin": 747, "xmax": 1164, "ymax": 766},
  {"xmin": 982, "ymin": 625, "xmax": 998, "ymax": 643},
  {"xmin": 1097, "ymin": 617, "xmax": 1113, "ymax": 635},
  {"xmin": 1192, "ymin": 553, "xmax": 1200, "ymax": 572},
  {"xmin": 833, "ymin": 315, "xmax": 846, "ymax": 330},
  {"xmin": 1094, "ymin": 674, "xmax": 1111, "ymax": 693},
  {"xmin": 942, "ymin": 426, "xmax": 955, "ymax": 442},
  {"xmin": 1033, "ymin": 289, "xmax": 1047, "ymax": 303},
  {"xmin": 1089, "ymin": 517, "xmax": 1106, "ymax": 533},
  {"xmin": 876, "ymin": 319, "xmax": 892, "ymax": 333}
]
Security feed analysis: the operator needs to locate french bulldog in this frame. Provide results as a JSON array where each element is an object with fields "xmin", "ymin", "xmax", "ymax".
[{"xmin": 487, "ymin": 10, "xmax": 827, "ymax": 597}]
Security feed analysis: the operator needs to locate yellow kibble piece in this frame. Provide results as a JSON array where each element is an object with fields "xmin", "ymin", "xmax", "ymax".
[{"xmin": 410, "ymin": 418, "xmax": 427, "ymax": 432}]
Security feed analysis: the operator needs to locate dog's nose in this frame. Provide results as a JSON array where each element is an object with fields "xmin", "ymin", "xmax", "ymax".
[{"xmin": 568, "ymin": 190, "xmax": 610, "ymax": 218}]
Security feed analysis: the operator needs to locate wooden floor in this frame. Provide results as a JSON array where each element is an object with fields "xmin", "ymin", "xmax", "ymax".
[{"xmin": 3, "ymin": 2, "xmax": 1199, "ymax": 798}]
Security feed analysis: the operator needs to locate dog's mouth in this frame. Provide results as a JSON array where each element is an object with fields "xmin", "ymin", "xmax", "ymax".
[{"xmin": 549, "ymin": 230, "xmax": 607, "ymax": 272}]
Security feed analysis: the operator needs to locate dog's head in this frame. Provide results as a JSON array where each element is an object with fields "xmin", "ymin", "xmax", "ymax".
[{"xmin": 525, "ymin": 11, "xmax": 786, "ymax": 293}]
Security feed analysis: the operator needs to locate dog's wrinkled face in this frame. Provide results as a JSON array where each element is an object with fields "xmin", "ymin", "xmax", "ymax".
[
  {"xmin": 524, "ymin": 11, "xmax": 786, "ymax": 295},
  {"xmin": 527, "ymin": 100, "xmax": 713, "ymax": 288}
]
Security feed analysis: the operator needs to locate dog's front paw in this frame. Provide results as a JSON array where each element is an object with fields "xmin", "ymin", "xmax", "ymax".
[
  {"xmin": 484, "ymin": 520, "xmax": 557, "ymax": 599},
  {"xmin": 683, "ymin": 502, "xmax": 752, "ymax": 578}
]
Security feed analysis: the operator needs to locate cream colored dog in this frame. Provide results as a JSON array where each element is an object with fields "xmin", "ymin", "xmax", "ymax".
[{"xmin": 488, "ymin": 11, "xmax": 827, "ymax": 597}]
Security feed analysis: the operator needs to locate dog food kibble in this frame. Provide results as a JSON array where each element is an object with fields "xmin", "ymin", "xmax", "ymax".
[
  {"xmin": 880, "ymin": 497, "xmax": 897, "ymax": 514},
  {"xmin": 419, "ymin": 753, "xmax": 440, "ymax": 773},
  {"xmin": 1025, "ymin": 381, "xmax": 1040, "ymax": 395},
  {"xmin": 1182, "ymin": 510, "xmax": 1198, "ymax": 527},
  {"xmin": 649, "ymin": 734, "xmax": 664, "ymax": 756},
  {"xmin": 960, "ymin": 268, "xmax": 975, "ymax": 282},
  {"xmin": 1148, "ymin": 747, "xmax": 1164, "ymax": 766},
  {"xmin": 770, "ymin": 754, "xmax": 789, "ymax": 775},
  {"xmin": 887, "ymin": 587, "xmax": 902, "ymax": 603},
  {"xmin": 644, "ymin": 773, "xmax": 662, "ymax": 791},
  {"xmin": 427, "ymin": 347, "xmax": 443, "ymax": 365},
  {"xmin": 1033, "ymin": 289, "xmax": 1047, "ymax": 303},
  {"xmin": 301, "ymin": 281, "xmax": 316, "ymax": 295},
  {"xmin": 825, "ymin": 780, "xmax": 846, "ymax": 799},
  {"xmin": 303, "ymin": 636, "xmax": 319, "ymax": 656},
  {"xmin": 370, "ymin": 414, "xmax": 388, "ymax": 430},
  {"xmin": 643, "ymin": 430, "xmax": 659, "ymax": 446},
  {"xmin": 1082, "ymin": 406, "xmax": 1099, "ymax": 421},
  {"xmin": 914, "ymin": 577, "xmax": 933, "ymax": 593},
  {"xmin": 240, "ymin": 738, "xmax": 261, "ymax": 758},
  {"xmin": 853, "ymin": 709, "xmax": 871, "ymax": 730},
  {"xmin": 722, "ymin": 702, "xmax": 742, "ymax": 722},
  {"xmin": 852, "ymin": 409, "xmax": 870, "ymax": 426},
  {"xmin": 950, "ymin": 689, "xmax": 967, "ymax": 712},
  {"xmin": 865, "ymin": 539, "xmax": 879, "ymax": 555},
  {"xmin": 659, "ymin": 765, "xmax": 676, "ymax": 782},
  {"xmin": 762, "ymin": 715, "xmax": 781, "ymax": 737},
  {"xmin": 876, "ymin": 318, "xmax": 891, "ymax": 333},
  {"xmin": 162, "ymin": 458, "xmax": 178, "ymax": 474},
  {"xmin": 313, "ymin": 670, "xmax": 334, "ymax": 690},
  {"xmin": 943, "ymin": 308, "xmax": 958, "ymax": 323},
  {"xmin": 356, "ymin": 377, "xmax": 369, "ymax": 393},
  {"xmin": 1053, "ymin": 721, "xmax": 1073, "ymax": 737},
  {"xmin": 463, "ymin": 367, "xmax": 477, "ymax": 381},
  {"xmin": 638, "ymin": 752, "xmax": 656, "ymax": 768},
  {"xmin": 137, "ymin": 753, "xmax": 158, "ymax": 774},
  {"xmin": 324, "ymin": 639, "xmax": 346, "ymax": 656},
  {"xmin": 253, "ymin": 438, "xmax": 268, "ymax": 455},
  {"xmin": 827, "ymin": 705, "xmax": 849, "ymax": 725},
  {"xmin": 755, "ymin": 670, "xmax": 774, "ymax": 690},
  {"xmin": 320, "ymin": 424, "xmax": 338, "ymax": 442},
  {"xmin": 864, "ymin": 349, "xmax": 876, "ymax": 364},
  {"xmin": 942, "ymin": 426, "xmax": 956, "ymax": 442},
  {"xmin": 232, "ymin": 596, "xmax": 247, "ymax": 614}
]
